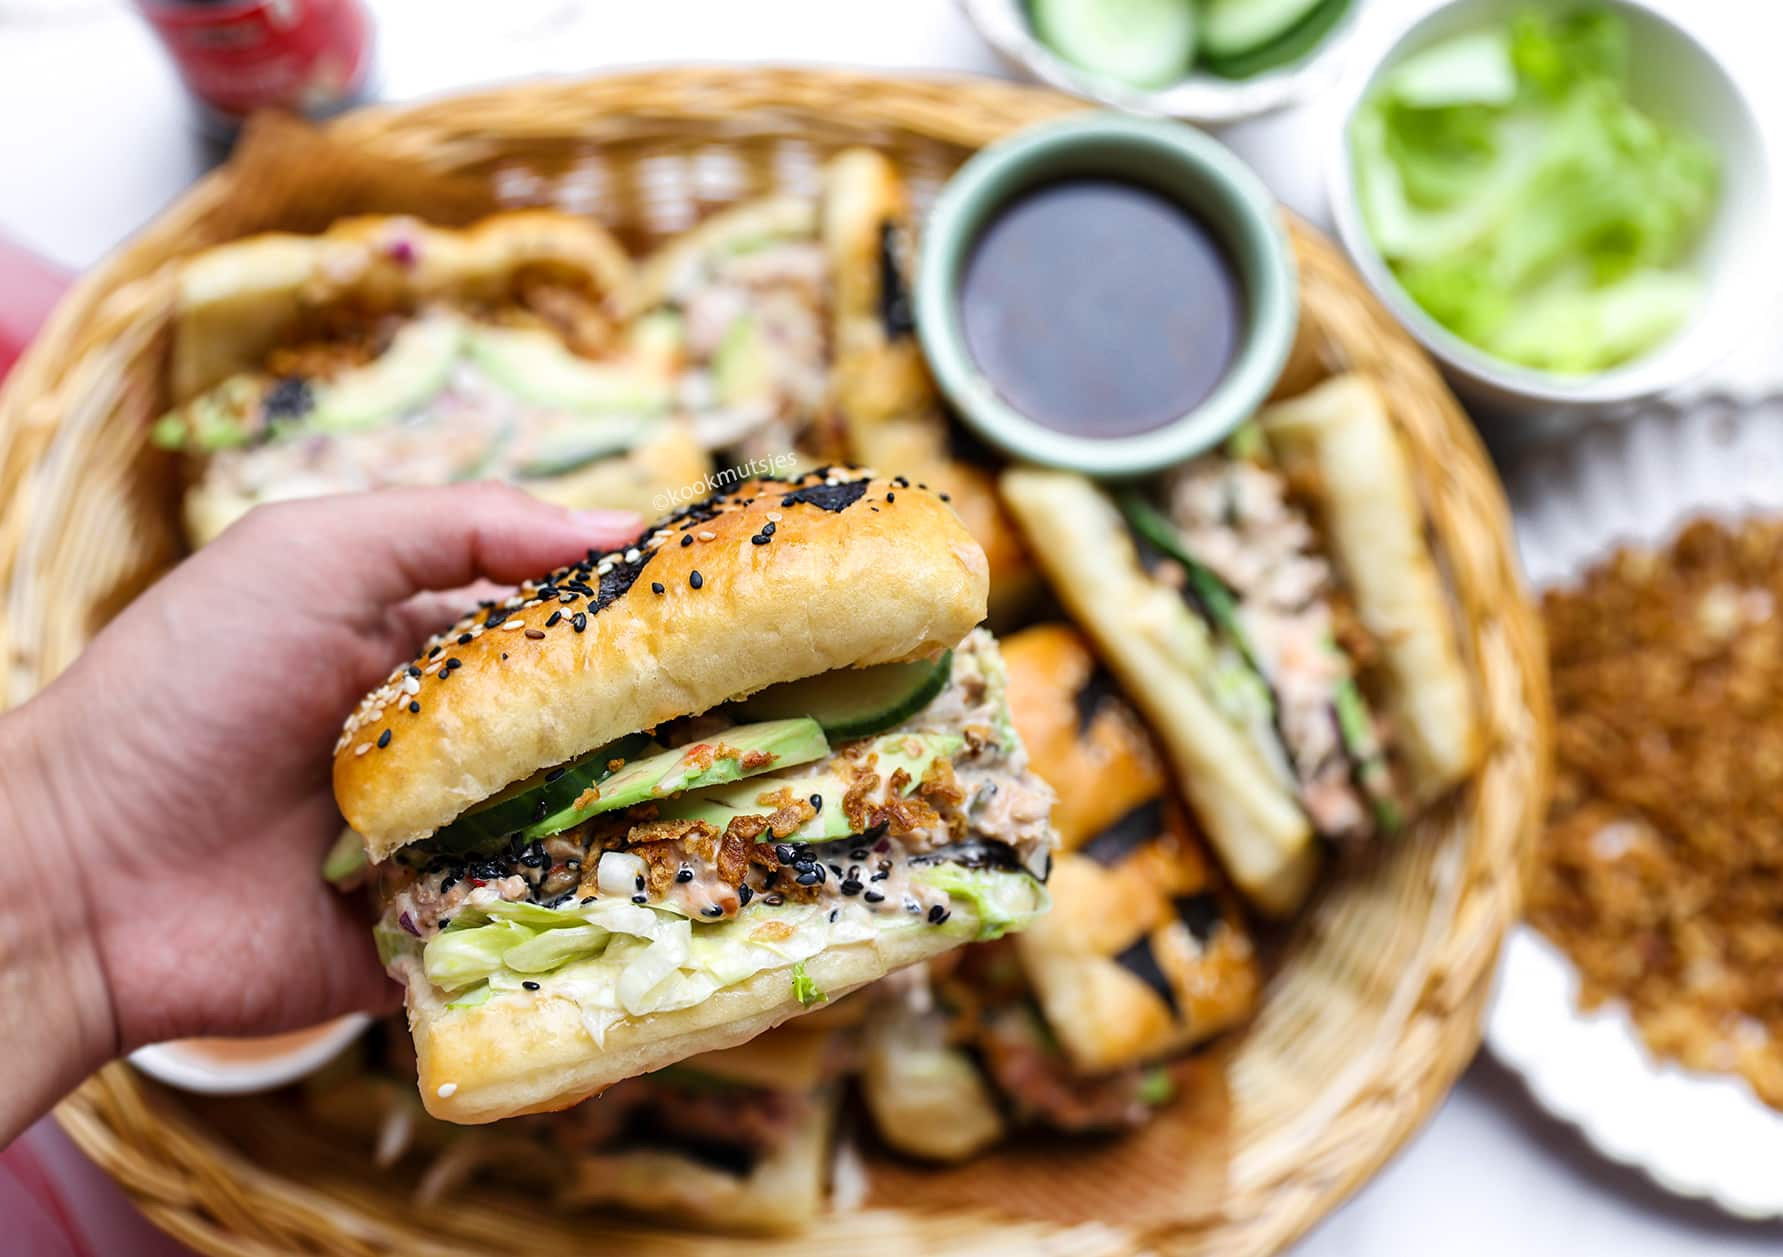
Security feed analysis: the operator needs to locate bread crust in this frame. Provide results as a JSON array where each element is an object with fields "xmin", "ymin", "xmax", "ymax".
[
  {"xmin": 403, "ymin": 907, "xmax": 992, "ymax": 1124},
  {"xmin": 171, "ymin": 210, "xmax": 636, "ymax": 401},
  {"xmin": 334, "ymin": 469, "xmax": 988, "ymax": 858},
  {"xmin": 1000, "ymin": 467, "xmax": 1319, "ymax": 916},
  {"xmin": 1257, "ymin": 374, "xmax": 1482, "ymax": 802},
  {"xmin": 557, "ymin": 1083, "xmax": 838, "ymax": 1234}
]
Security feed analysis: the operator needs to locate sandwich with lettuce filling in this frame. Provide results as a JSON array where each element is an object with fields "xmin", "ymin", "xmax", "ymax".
[
  {"xmin": 332, "ymin": 467, "xmax": 1056, "ymax": 1124},
  {"xmin": 152, "ymin": 211, "xmax": 706, "ymax": 544},
  {"xmin": 1000, "ymin": 373, "xmax": 1480, "ymax": 916}
]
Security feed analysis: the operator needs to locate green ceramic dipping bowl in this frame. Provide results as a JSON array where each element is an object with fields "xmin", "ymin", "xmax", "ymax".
[{"xmin": 915, "ymin": 113, "xmax": 1298, "ymax": 478}]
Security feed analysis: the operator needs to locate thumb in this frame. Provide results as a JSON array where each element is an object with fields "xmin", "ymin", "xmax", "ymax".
[{"xmin": 230, "ymin": 482, "xmax": 644, "ymax": 610}]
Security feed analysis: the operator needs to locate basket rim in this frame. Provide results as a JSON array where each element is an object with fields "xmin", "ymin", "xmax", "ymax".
[{"xmin": 0, "ymin": 65, "xmax": 1552, "ymax": 1257}]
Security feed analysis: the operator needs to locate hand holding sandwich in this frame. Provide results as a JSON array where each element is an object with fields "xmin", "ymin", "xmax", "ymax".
[{"xmin": 0, "ymin": 484, "xmax": 642, "ymax": 1143}]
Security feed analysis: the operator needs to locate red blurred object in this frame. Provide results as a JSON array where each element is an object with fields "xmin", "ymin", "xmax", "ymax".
[
  {"xmin": 134, "ymin": 0, "xmax": 374, "ymax": 135},
  {"xmin": 0, "ymin": 234, "xmax": 71, "ymax": 385}
]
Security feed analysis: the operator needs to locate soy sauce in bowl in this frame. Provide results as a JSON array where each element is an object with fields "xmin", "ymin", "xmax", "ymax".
[
  {"xmin": 916, "ymin": 114, "xmax": 1298, "ymax": 477},
  {"xmin": 959, "ymin": 178, "xmax": 1244, "ymax": 440}
]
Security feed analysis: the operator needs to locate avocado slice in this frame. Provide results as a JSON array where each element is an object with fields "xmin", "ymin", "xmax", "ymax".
[
  {"xmin": 509, "ymin": 416, "xmax": 657, "ymax": 479},
  {"xmin": 713, "ymin": 314, "xmax": 775, "ymax": 406},
  {"xmin": 658, "ymin": 732, "xmax": 964, "ymax": 842},
  {"xmin": 305, "ymin": 313, "xmax": 465, "ymax": 433},
  {"xmin": 517, "ymin": 717, "xmax": 830, "ymax": 839},
  {"xmin": 467, "ymin": 324, "xmax": 677, "ymax": 415}
]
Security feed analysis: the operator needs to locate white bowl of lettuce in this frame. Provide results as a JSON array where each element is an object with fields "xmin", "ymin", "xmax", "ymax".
[{"xmin": 1328, "ymin": 0, "xmax": 1773, "ymax": 410}]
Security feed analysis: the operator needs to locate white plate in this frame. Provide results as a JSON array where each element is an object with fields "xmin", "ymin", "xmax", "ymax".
[{"xmin": 1486, "ymin": 395, "xmax": 1783, "ymax": 1218}]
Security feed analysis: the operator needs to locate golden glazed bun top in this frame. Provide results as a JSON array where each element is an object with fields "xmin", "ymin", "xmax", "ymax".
[{"xmin": 334, "ymin": 468, "xmax": 989, "ymax": 859}]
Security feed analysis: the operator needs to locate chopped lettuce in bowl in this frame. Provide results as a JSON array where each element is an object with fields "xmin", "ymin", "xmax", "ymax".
[
  {"xmin": 1329, "ymin": 0, "xmax": 1771, "ymax": 409},
  {"xmin": 1352, "ymin": 6, "xmax": 1718, "ymax": 375}
]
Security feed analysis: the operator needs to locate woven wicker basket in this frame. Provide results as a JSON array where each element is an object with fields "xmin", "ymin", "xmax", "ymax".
[{"xmin": 0, "ymin": 69, "xmax": 1550, "ymax": 1257}]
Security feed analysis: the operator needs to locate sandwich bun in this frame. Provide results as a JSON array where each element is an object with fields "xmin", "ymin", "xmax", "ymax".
[{"xmin": 334, "ymin": 468, "xmax": 988, "ymax": 858}]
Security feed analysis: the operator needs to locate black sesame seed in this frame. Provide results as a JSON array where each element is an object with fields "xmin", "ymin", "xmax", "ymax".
[
  {"xmin": 631, "ymin": 894, "xmax": 647, "ymax": 904},
  {"xmin": 675, "ymin": 868, "xmax": 694, "ymax": 883},
  {"xmin": 796, "ymin": 870, "xmax": 821, "ymax": 886},
  {"xmin": 939, "ymin": 493, "xmax": 951, "ymax": 502},
  {"xmin": 525, "ymin": 628, "xmax": 546, "ymax": 640},
  {"xmin": 546, "ymin": 767, "xmax": 567, "ymax": 783},
  {"xmin": 446, "ymin": 657, "xmax": 462, "ymax": 670},
  {"xmin": 457, "ymin": 633, "xmax": 473, "ymax": 646},
  {"xmin": 634, "ymin": 874, "xmax": 645, "ymax": 891},
  {"xmin": 409, "ymin": 701, "xmax": 421, "ymax": 714},
  {"xmin": 774, "ymin": 844, "xmax": 798, "ymax": 865},
  {"xmin": 928, "ymin": 904, "xmax": 950, "ymax": 924},
  {"xmin": 738, "ymin": 884, "xmax": 753, "ymax": 906},
  {"xmin": 689, "ymin": 570, "xmax": 703, "ymax": 589},
  {"xmin": 829, "ymin": 908, "xmax": 839, "ymax": 922},
  {"xmin": 572, "ymin": 612, "xmax": 587, "ymax": 633},
  {"xmin": 581, "ymin": 896, "xmax": 597, "ymax": 905},
  {"xmin": 763, "ymin": 893, "xmax": 785, "ymax": 906},
  {"xmin": 377, "ymin": 729, "xmax": 391, "ymax": 749},
  {"xmin": 809, "ymin": 794, "xmax": 823, "ymax": 813},
  {"xmin": 652, "ymin": 582, "xmax": 665, "ymax": 595},
  {"xmin": 680, "ymin": 534, "xmax": 693, "ymax": 547},
  {"xmin": 886, "ymin": 491, "xmax": 895, "ymax": 503},
  {"xmin": 427, "ymin": 645, "xmax": 443, "ymax": 659},
  {"xmin": 407, "ymin": 665, "xmax": 422, "ymax": 679},
  {"xmin": 840, "ymin": 879, "xmax": 863, "ymax": 896},
  {"xmin": 702, "ymin": 904, "xmax": 725, "ymax": 918},
  {"xmin": 546, "ymin": 609, "xmax": 562, "ymax": 627},
  {"xmin": 863, "ymin": 890, "xmax": 885, "ymax": 904},
  {"xmin": 762, "ymin": 521, "xmax": 775, "ymax": 536},
  {"xmin": 522, "ymin": 980, "xmax": 540, "ymax": 991},
  {"xmin": 751, "ymin": 534, "xmax": 770, "ymax": 546},
  {"xmin": 438, "ymin": 917, "xmax": 452, "ymax": 929}
]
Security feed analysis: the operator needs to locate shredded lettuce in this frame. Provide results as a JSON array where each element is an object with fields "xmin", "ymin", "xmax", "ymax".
[
  {"xmin": 914, "ymin": 865, "xmax": 1051, "ymax": 941},
  {"xmin": 1352, "ymin": 6, "xmax": 1718, "ymax": 373},
  {"xmin": 791, "ymin": 961, "xmax": 826, "ymax": 1007}
]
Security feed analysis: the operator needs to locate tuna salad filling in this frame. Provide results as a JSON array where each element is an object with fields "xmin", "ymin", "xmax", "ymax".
[
  {"xmin": 1139, "ymin": 450, "xmax": 1398, "ymax": 843},
  {"xmin": 650, "ymin": 232, "xmax": 832, "ymax": 463},
  {"xmin": 373, "ymin": 630, "xmax": 1055, "ymax": 1037},
  {"xmin": 155, "ymin": 309, "xmax": 682, "ymax": 503}
]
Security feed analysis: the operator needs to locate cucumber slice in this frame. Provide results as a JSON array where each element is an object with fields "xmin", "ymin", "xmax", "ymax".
[
  {"xmin": 322, "ymin": 828, "xmax": 367, "ymax": 886},
  {"xmin": 434, "ymin": 732, "xmax": 655, "ymax": 850},
  {"xmin": 1120, "ymin": 492, "xmax": 1255, "ymax": 661},
  {"xmin": 1200, "ymin": 0, "xmax": 1323, "ymax": 58},
  {"xmin": 518, "ymin": 718, "xmax": 831, "ymax": 840},
  {"xmin": 1029, "ymin": 0, "xmax": 1198, "ymax": 90},
  {"xmin": 510, "ymin": 417, "xmax": 649, "ymax": 479},
  {"xmin": 1199, "ymin": 0, "xmax": 1350, "ymax": 80},
  {"xmin": 732, "ymin": 653, "xmax": 953, "ymax": 741}
]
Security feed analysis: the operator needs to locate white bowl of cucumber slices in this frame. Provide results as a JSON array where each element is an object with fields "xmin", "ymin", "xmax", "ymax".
[{"xmin": 962, "ymin": 0, "xmax": 1364, "ymax": 124}]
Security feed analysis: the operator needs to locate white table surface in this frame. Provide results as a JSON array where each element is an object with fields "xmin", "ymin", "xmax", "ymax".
[{"xmin": 4, "ymin": 3, "xmax": 1783, "ymax": 1255}]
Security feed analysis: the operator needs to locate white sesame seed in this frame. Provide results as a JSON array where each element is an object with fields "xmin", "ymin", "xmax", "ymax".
[
  {"xmin": 522, "ymin": 598, "xmax": 541, "ymax": 608},
  {"xmin": 501, "ymin": 620, "xmax": 525, "ymax": 631},
  {"xmin": 596, "ymin": 560, "xmax": 615, "ymax": 576},
  {"xmin": 425, "ymin": 663, "xmax": 443, "ymax": 676},
  {"xmin": 767, "ymin": 512, "xmax": 782, "ymax": 522},
  {"xmin": 624, "ymin": 548, "xmax": 640, "ymax": 562},
  {"xmin": 436, "ymin": 1083, "xmax": 457, "ymax": 1099},
  {"xmin": 402, "ymin": 675, "xmax": 421, "ymax": 695},
  {"xmin": 697, "ymin": 530, "xmax": 716, "ymax": 541},
  {"xmin": 355, "ymin": 743, "xmax": 372, "ymax": 757}
]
